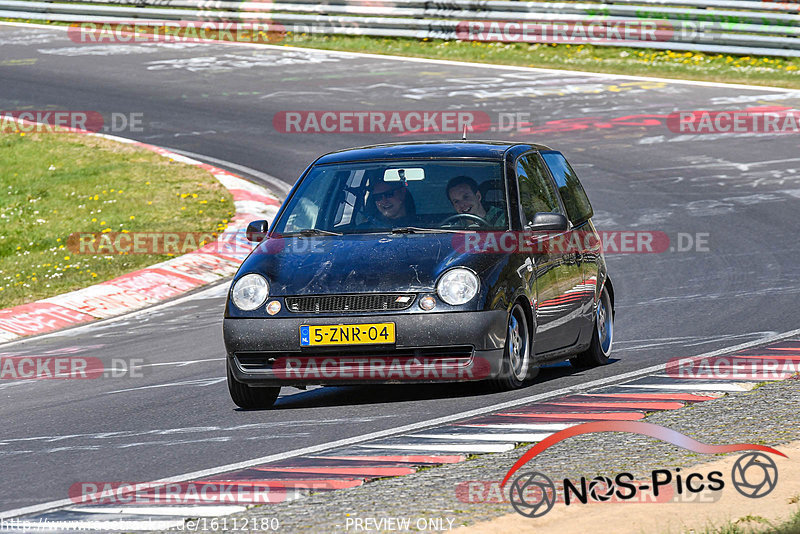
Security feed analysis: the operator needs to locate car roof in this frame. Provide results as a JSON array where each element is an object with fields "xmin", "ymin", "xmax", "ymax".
[{"xmin": 314, "ymin": 140, "xmax": 553, "ymax": 165}]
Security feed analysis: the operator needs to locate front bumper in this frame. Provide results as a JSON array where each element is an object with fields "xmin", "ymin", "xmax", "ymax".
[{"xmin": 223, "ymin": 310, "xmax": 507, "ymax": 386}]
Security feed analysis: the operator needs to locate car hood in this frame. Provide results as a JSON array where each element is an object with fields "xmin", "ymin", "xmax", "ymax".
[{"xmin": 238, "ymin": 233, "xmax": 501, "ymax": 295}]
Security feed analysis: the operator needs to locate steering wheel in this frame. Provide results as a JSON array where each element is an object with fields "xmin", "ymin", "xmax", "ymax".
[{"xmin": 440, "ymin": 213, "xmax": 492, "ymax": 228}]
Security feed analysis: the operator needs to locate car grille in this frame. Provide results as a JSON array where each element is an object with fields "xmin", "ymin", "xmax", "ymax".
[
  {"xmin": 285, "ymin": 294, "xmax": 416, "ymax": 313},
  {"xmin": 235, "ymin": 346, "xmax": 473, "ymax": 370}
]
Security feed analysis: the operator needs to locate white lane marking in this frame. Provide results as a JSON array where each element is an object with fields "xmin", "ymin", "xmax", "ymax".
[
  {"xmin": 619, "ymin": 382, "xmax": 755, "ymax": 392},
  {"xmin": 106, "ymin": 377, "xmax": 226, "ymax": 394},
  {"xmin": 410, "ymin": 433, "xmax": 552, "ymax": 442},
  {"xmin": 0, "ymin": 418, "xmax": 385, "ymax": 446},
  {"xmin": 63, "ymin": 505, "xmax": 247, "ymax": 517},
  {"xmin": 162, "ymin": 148, "xmax": 292, "ymax": 197},
  {"xmin": 3, "ymin": 331, "xmax": 800, "ymax": 520},
  {"xmin": 0, "ymin": 21, "xmax": 796, "ymax": 94},
  {"xmin": 458, "ymin": 423, "xmax": 577, "ymax": 431},
  {"xmin": 358, "ymin": 443, "xmax": 516, "ymax": 453},
  {"xmin": 143, "ymin": 358, "xmax": 224, "ymax": 368},
  {"xmin": 0, "ymin": 279, "xmax": 231, "ymax": 349}
]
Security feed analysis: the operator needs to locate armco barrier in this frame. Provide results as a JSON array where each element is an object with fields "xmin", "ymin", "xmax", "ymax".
[{"xmin": 1, "ymin": 0, "xmax": 800, "ymax": 57}]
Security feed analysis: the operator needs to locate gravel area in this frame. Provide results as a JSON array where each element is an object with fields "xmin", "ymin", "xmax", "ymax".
[{"xmin": 150, "ymin": 377, "xmax": 800, "ymax": 533}]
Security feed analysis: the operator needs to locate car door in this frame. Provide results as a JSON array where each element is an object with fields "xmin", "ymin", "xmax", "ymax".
[
  {"xmin": 515, "ymin": 152, "xmax": 580, "ymax": 353},
  {"xmin": 541, "ymin": 151, "xmax": 597, "ymax": 339}
]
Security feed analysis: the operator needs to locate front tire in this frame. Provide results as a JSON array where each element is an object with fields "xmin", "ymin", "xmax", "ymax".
[
  {"xmin": 227, "ymin": 362, "xmax": 280, "ymax": 409},
  {"xmin": 492, "ymin": 303, "xmax": 533, "ymax": 391},
  {"xmin": 570, "ymin": 285, "xmax": 613, "ymax": 368}
]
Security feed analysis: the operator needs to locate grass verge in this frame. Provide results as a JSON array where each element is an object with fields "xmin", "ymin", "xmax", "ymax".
[
  {"xmin": 0, "ymin": 130, "xmax": 235, "ymax": 309},
  {"xmin": 277, "ymin": 34, "xmax": 800, "ymax": 89},
  {"xmin": 703, "ymin": 506, "xmax": 800, "ymax": 533}
]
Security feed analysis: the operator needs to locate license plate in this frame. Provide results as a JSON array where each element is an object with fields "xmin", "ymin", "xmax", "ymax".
[{"xmin": 300, "ymin": 323, "xmax": 395, "ymax": 346}]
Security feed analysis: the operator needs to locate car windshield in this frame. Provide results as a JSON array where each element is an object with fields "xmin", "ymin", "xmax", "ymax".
[{"xmin": 271, "ymin": 159, "xmax": 508, "ymax": 235}]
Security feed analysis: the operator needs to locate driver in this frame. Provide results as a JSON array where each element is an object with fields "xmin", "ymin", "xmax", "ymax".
[
  {"xmin": 446, "ymin": 176, "xmax": 506, "ymax": 227},
  {"xmin": 368, "ymin": 179, "xmax": 417, "ymax": 226}
]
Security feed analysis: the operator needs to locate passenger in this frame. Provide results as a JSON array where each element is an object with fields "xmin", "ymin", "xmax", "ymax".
[
  {"xmin": 446, "ymin": 175, "xmax": 506, "ymax": 227},
  {"xmin": 369, "ymin": 179, "xmax": 417, "ymax": 226}
]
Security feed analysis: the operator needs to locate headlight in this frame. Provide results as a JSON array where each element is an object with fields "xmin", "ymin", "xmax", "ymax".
[
  {"xmin": 436, "ymin": 268, "xmax": 479, "ymax": 306},
  {"xmin": 231, "ymin": 273, "xmax": 269, "ymax": 311}
]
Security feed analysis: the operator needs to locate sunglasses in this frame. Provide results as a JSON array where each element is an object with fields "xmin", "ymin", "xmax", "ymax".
[{"xmin": 372, "ymin": 187, "xmax": 402, "ymax": 202}]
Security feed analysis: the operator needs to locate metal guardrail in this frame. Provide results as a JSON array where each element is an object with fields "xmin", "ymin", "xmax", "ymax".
[{"xmin": 1, "ymin": 0, "xmax": 799, "ymax": 57}]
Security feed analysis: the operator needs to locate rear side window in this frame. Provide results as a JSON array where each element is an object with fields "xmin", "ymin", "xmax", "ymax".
[
  {"xmin": 542, "ymin": 151, "xmax": 593, "ymax": 226},
  {"xmin": 516, "ymin": 153, "xmax": 561, "ymax": 225}
]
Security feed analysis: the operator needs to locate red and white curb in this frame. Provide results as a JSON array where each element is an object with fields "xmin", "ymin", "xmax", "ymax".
[
  {"xmin": 4, "ymin": 337, "xmax": 798, "ymax": 531},
  {"xmin": 0, "ymin": 124, "xmax": 281, "ymax": 343}
]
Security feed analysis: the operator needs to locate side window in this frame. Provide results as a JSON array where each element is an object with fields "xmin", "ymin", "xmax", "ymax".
[
  {"xmin": 541, "ymin": 151, "xmax": 593, "ymax": 226},
  {"xmin": 516, "ymin": 153, "xmax": 561, "ymax": 225}
]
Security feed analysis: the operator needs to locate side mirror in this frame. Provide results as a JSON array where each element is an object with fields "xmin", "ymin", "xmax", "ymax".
[
  {"xmin": 528, "ymin": 212, "xmax": 568, "ymax": 232},
  {"xmin": 245, "ymin": 220, "xmax": 269, "ymax": 242}
]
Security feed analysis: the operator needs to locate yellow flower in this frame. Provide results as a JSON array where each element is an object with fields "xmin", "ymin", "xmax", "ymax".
[
  {"xmin": 181, "ymin": 206, "xmax": 186, "ymax": 210},
  {"xmin": 110, "ymin": 188, "xmax": 115, "ymax": 192},
  {"xmin": 121, "ymin": 229, "xmax": 129, "ymax": 234},
  {"xmin": 192, "ymin": 193, "xmax": 198, "ymax": 198},
  {"xmin": 91, "ymin": 218, "xmax": 97, "ymax": 222},
  {"xmin": 102, "ymin": 228, "xmax": 111, "ymax": 233},
  {"xmin": 100, "ymin": 221, "xmax": 106, "ymax": 226},
  {"xmin": 64, "ymin": 256, "xmax": 70, "ymax": 260},
  {"xmin": 20, "ymin": 133, "xmax": 25, "ymax": 137},
  {"xmin": 147, "ymin": 201, "xmax": 152, "ymax": 205},
  {"xmin": 198, "ymin": 210, "xmax": 203, "ymax": 214},
  {"xmin": 129, "ymin": 215, "xmax": 135, "ymax": 220},
  {"xmin": 145, "ymin": 181, "xmax": 151, "ymax": 185}
]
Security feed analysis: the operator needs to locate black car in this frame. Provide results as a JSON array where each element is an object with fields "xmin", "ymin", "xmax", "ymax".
[{"xmin": 223, "ymin": 141, "xmax": 614, "ymax": 409}]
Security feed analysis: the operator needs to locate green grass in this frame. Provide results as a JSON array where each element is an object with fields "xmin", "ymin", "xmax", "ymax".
[
  {"xmin": 0, "ymin": 130, "xmax": 235, "ymax": 309},
  {"xmin": 275, "ymin": 34, "xmax": 800, "ymax": 89},
  {"xmin": 697, "ymin": 507, "xmax": 800, "ymax": 534}
]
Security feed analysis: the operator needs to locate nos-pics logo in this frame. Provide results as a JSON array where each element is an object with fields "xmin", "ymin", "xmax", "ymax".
[{"xmin": 501, "ymin": 421, "xmax": 783, "ymax": 518}]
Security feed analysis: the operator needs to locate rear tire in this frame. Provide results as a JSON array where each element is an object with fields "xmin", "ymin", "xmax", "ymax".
[
  {"xmin": 227, "ymin": 362, "xmax": 280, "ymax": 409},
  {"xmin": 492, "ymin": 303, "xmax": 533, "ymax": 391},
  {"xmin": 570, "ymin": 285, "xmax": 613, "ymax": 368}
]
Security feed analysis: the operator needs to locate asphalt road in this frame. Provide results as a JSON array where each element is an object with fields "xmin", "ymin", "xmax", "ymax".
[{"xmin": 1, "ymin": 24, "xmax": 799, "ymax": 514}]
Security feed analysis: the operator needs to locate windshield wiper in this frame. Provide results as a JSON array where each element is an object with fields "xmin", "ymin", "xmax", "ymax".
[
  {"xmin": 390, "ymin": 226, "xmax": 471, "ymax": 234},
  {"xmin": 282, "ymin": 228, "xmax": 342, "ymax": 237}
]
